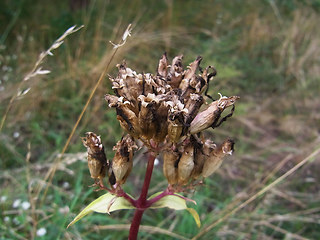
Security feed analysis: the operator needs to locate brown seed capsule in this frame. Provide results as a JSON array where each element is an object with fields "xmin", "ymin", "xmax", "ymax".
[
  {"xmin": 163, "ymin": 150, "xmax": 180, "ymax": 185},
  {"xmin": 177, "ymin": 144, "xmax": 195, "ymax": 185},
  {"xmin": 191, "ymin": 139, "xmax": 216, "ymax": 180},
  {"xmin": 111, "ymin": 134, "xmax": 137, "ymax": 185},
  {"xmin": 142, "ymin": 73, "xmax": 156, "ymax": 96},
  {"xmin": 81, "ymin": 132, "xmax": 108, "ymax": 185},
  {"xmin": 189, "ymin": 95, "xmax": 239, "ymax": 134},
  {"xmin": 183, "ymin": 93, "xmax": 204, "ymax": 125},
  {"xmin": 153, "ymin": 102, "xmax": 169, "ymax": 143},
  {"xmin": 157, "ymin": 52, "xmax": 169, "ymax": 78},
  {"xmin": 179, "ymin": 57, "xmax": 203, "ymax": 98},
  {"xmin": 105, "ymin": 95, "xmax": 141, "ymax": 138},
  {"xmin": 201, "ymin": 139, "xmax": 234, "ymax": 178},
  {"xmin": 189, "ymin": 75, "xmax": 206, "ymax": 94},
  {"xmin": 184, "ymin": 56, "xmax": 202, "ymax": 81},
  {"xmin": 115, "ymin": 61, "xmax": 143, "ymax": 108},
  {"xmin": 167, "ymin": 112, "xmax": 184, "ymax": 143},
  {"xmin": 168, "ymin": 55, "xmax": 184, "ymax": 88},
  {"xmin": 138, "ymin": 94, "xmax": 161, "ymax": 140}
]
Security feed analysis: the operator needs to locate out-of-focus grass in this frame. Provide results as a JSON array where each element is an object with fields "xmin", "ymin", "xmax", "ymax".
[{"xmin": 1, "ymin": 0, "xmax": 320, "ymax": 239}]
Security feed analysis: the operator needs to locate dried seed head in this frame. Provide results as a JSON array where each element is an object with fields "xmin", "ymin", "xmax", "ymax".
[
  {"xmin": 217, "ymin": 94, "xmax": 240, "ymax": 110},
  {"xmin": 105, "ymin": 53, "xmax": 239, "ymax": 187},
  {"xmin": 114, "ymin": 62, "xmax": 143, "ymax": 107},
  {"xmin": 167, "ymin": 112, "xmax": 184, "ymax": 143},
  {"xmin": 191, "ymin": 139, "xmax": 216, "ymax": 180},
  {"xmin": 177, "ymin": 144, "xmax": 195, "ymax": 185},
  {"xmin": 81, "ymin": 132, "xmax": 108, "ymax": 182},
  {"xmin": 157, "ymin": 52, "xmax": 169, "ymax": 78},
  {"xmin": 189, "ymin": 94, "xmax": 239, "ymax": 134},
  {"xmin": 168, "ymin": 55, "xmax": 184, "ymax": 88},
  {"xmin": 111, "ymin": 134, "xmax": 137, "ymax": 185},
  {"xmin": 216, "ymin": 139, "xmax": 235, "ymax": 157},
  {"xmin": 201, "ymin": 139, "xmax": 234, "ymax": 178},
  {"xmin": 189, "ymin": 100, "xmax": 221, "ymax": 134},
  {"xmin": 163, "ymin": 150, "xmax": 180, "ymax": 185},
  {"xmin": 183, "ymin": 93, "xmax": 204, "ymax": 125},
  {"xmin": 105, "ymin": 95, "xmax": 141, "ymax": 138},
  {"xmin": 138, "ymin": 97, "xmax": 159, "ymax": 140},
  {"xmin": 184, "ymin": 56, "xmax": 202, "ymax": 81}
]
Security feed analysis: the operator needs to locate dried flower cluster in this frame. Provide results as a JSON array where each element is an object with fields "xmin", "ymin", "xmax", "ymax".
[
  {"xmin": 92, "ymin": 53, "xmax": 240, "ymax": 189},
  {"xmin": 75, "ymin": 52, "xmax": 240, "ymax": 237}
]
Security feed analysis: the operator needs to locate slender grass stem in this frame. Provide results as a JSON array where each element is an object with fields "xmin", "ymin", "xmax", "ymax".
[{"xmin": 0, "ymin": 81, "xmax": 23, "ymax": 131}]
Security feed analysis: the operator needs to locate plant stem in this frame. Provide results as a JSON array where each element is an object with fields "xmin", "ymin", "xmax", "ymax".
[
  {"xmin": 146, "ymin": 189, "xmax": 170, "ymax": 207},
  {"xmin": 128, "ymin": 151, "xmax": 156, "ymax": 240},
  {"xmin": 138, "ymin": 152, "xmax": 156, "ymax": 205},
  {"xmin": 117, "ymin": 189, "xmax": 136, "ymax": 207},
  {"xmin": 128, "ymin": 209, "xmax": 144, "ymax": 240}
]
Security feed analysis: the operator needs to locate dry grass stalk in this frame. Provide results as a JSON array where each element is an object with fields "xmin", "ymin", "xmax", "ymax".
[
  {"xmin": 35, "ymin": 23, "xmax": 133, "ymax": 208},
  {"xmin": 0, "ymin": 25, "xmax": 84, "ymax": 131}
]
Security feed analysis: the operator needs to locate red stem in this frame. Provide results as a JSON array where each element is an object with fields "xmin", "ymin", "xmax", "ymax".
[
  {"xmin": 128, "ymin": 209, "xmax": 144, "ymax": 239},
  {"xmin": 146, "ymin": 188, "xmax": 171, "ymax": 207},
  {"xmin": 128, "ymin": 151, "xmax": 156, "ymax": 240},
  {"xmin": 117, "ymin": 189, "xmax": 136, "ymax": 207}
]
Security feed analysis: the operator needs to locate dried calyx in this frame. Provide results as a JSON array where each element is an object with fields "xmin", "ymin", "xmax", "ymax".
[
  {"xmin": 81, "ymin": 132, "xmax": 108, "ymax": 187},
  {"xmin": 110, "ymin": 134, "xmax": 137, "ymax": 185},
  {"xmin": 86, "ymin": 53, "xmax": 239, "ymax": 189}
]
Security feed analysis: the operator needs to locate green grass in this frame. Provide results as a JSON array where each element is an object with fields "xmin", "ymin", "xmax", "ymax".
[{"xmin": 1, "ymin": 0, "xmax": 320, "ymax": 239}]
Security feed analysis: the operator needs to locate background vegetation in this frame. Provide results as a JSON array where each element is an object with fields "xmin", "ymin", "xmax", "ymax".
[{"xmin": 1, "ymin": 0, "xmax": 319, "ymax": 239}]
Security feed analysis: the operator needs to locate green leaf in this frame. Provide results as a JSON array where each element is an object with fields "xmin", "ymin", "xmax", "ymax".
[
  {"xmin": 149, "ymin": 192, "xmax": 201, "ymax": 227},
  {"xmin": 67, "ymin": 192, "xmax": 135, "ymax": 228},
  {"xmin": 186, "ymin": 208, "xmax": 201, "ymax": 228}
]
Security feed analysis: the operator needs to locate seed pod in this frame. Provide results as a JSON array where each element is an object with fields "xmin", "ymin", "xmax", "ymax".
[
  {"xmin": 116, "ymin": 61, "xmax": 143, "ymax": 108},
  {"xmin": 191, "ymin": 75, "xmax": 207, "ymax": 94},
  {"xmin": 179, "ymin": 57, "xmax": 203, "ymax": 99},
  {"xmin": 167, "ymin": 112, "xmax": 184, "ymax": 143},
  {"xmin": 191, "ymin": 139, "xmax": 216, "ymax": 180},
  {"xmin": 105, "ymin": 95, "xmax": 141, "ymax": 138},
  {"xmin": 157, "ymin": 52, "xmax": 169, "ymax": 78},
  {"xmin": 163, "ymin": 150, "xmax": 180, "ymax": 185},
  {"xmin": 111, "ymin": 134, "xmax": 137, "ymax": 185},
  {"xmin": 184, "ymin": 56, "xmax": 202, "ymax": 81},
  {"xmin": 138, "ymin": 94, "xmax": 160, "ymax": 140},
  {"xmin": 142, "ymin": 73, "xmax": 155, "ymax": 96},
  {"xmin": 178, "ymin": 144, "xmax": 195, "ymax": 185},
  {"xmin": 201, "ymin": 139, "xmax": 234, "ymax": 178},
  {"xmin": 168, "ymin": 55, "xmax": 184, "ymax": 88},
  {"xmin": 183, "ymin": 93, "xmax": 204, "ymax": 126},
  {"xmin": 153, "ymin": 102, "xmax": 169, "ymax": 142},
  {"xmin": 189, "ymin": 95, "xmax": 239, "ymax": 134},
  {"xmin": 81, "ymin": 132, "xmax": 108, "ymax": 185}
]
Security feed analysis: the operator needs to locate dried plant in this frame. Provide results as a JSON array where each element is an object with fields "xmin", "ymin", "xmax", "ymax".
[{"xmin": 68, "ymin": 45, "xmax": 240, "ymax": 239}]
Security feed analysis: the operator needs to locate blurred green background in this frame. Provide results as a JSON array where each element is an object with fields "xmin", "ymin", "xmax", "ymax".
[{"xmin": 1, "ymin": 0, "xmax": 320, "ymax": 239}]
